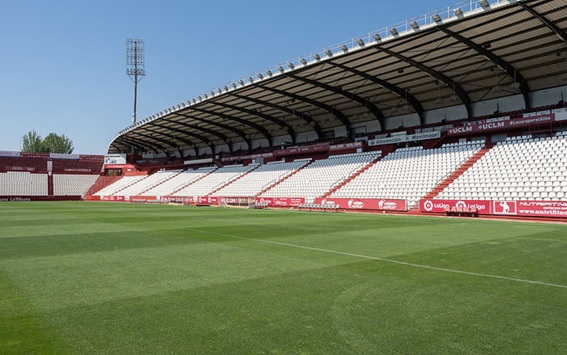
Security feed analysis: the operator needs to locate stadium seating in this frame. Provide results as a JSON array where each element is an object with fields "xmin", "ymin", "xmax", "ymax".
[
  {"xmin": 330, "ymin": 142, "xmax": 484, "ymax": 208},
  {"xmin": 212, "ymin": 159, "xmax": 310, "ymax": 197},
  {"xmin": 53, "ymin": 174, "xmax": 99, "ymax": 197},
  {"xmin": 172, "ymin": 164, "xmax": 259, "ymax": 197},
  {"xmin": 93, "ymin": 175, "xmax": 149, "ymax": 196},
  {"xmin": 260, "ymin": 152, "xmax": 380, "ymax": 203},
  {"xmin": 0, "ymin": 172, "xmax": 48, "ymax": 196},
  {"xmin": 141, "ymin": 167, "xmax": 216, "ymax": 196},
  {"xmin": 115, "ymin": 170, "xmax": 182, "ymax": 196},
  {"xmin": 436, "ymin": 134, "xmax": 567, "ymax": 201}
]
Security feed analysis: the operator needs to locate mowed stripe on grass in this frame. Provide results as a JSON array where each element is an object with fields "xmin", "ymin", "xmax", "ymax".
[{"xmin": 1, "ymin": 202, "xmax": 566, "ymax": 354}]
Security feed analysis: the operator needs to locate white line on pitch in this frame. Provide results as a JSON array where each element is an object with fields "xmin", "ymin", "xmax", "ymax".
[{"xmin": 192, "ymin": 228, "xmax": 567, "ymax": 290}]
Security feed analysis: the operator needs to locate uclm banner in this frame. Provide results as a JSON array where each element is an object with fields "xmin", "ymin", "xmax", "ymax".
[
  {"xmin": 447, "ymin": 114, "xmax": 555, "ymax": 136},
  {"xmin": 420, "ymin": 199, "xmax": 492, "ymax": 214},
  {"xmin": 255, "ymin": 197, "xmax": 305, "ymax": 207},
  {"xmin": 314, "ymin": 197, "xmax": 407, "ymax": 211}
]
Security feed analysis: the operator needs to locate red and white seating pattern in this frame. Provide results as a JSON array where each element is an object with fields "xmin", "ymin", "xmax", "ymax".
[
  {"xmin": 53, "ymin": 174, "xmax": 99, "ymax": 197},
  {"xmin": 330, "ymin": 142, "xmax": 483, "ymax": 208},
  {"xmin": 260, "ymin": 152, "xmax": 380, "ymax": 203},
  {"xmin": 0, "ymin": 172, "xmax": 48, "ymax": 196},
  {"xmin": 93, "ymin": 175, "xmax": 148, "ymax": 197},
  {"xmin": 437, "ymin": 133, "xmax": 567, "ymax": 201},
  {"xmin": 172, "ymin": 164, "xmax": 259, "ymax": 197},
  {"xmin": 116, "ymin": 170, "xmax": 182, "ymax": 197},
  {"xmin": 141, "ymin": 167, "xmax": 215, "ymax": 196},
  {"xmin": 212, "ymin": 159, "xmax": 310, "ymax": 197}
]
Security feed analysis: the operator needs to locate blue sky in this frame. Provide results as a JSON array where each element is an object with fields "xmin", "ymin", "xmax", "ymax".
[{"xmin": 0, "ymin": 0, "xmax": 453, "ymax": 154}]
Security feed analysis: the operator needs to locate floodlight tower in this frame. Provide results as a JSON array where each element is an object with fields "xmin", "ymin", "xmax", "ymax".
[{"xmin": 126, "ymin": 39, "xmax": 146, "ymax": 124}]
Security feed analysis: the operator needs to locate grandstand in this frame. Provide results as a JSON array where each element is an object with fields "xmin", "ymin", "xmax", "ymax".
[
  {"xmin": 329, "ymin": 142, "xmax": 484, "ymax": 208},
  {"xmin": 259, "ymin": 152, "xmax": 380, "ymax": 203},
  {"xmin": 2, "ymin": 0, "xmax": 567, "ymax": 219},
  {"xmin": 0, "ymin": 152, "xmax": 103, "ymax": 200}
]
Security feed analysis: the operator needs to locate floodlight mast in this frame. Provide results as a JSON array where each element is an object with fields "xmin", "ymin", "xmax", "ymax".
[{"xmin": 126, "ymin": 39, "xmax": 145, "ymax": 124}]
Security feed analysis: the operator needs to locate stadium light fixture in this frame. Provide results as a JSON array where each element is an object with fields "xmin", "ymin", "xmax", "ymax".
[
  {"xmin": 126, "ymin": 39, "xmax": 146, "ymax": 124},
  {"xmin": 248, "ymin": 76, "xmax": 254, "ymax": 83},
  {"xmin": 410, "ymin": 21, "xmax": 419, "ymax": 30},
  {"xmin": 257, "ymin": 73, "xmax": 264, "ymax": 80},
  {"xmin": 231, "ymin": 82, "xmax": 237, "ymax": 89},
  {"xmin": 479, "ymin": 0, "xmax": 490, "ymax": 8},
  {"xmin": 210, "ymin": 91, "xmax": 215, "ymax": 97},
  {"xmin": 223, "ymin": 85, "xmax": 229, "ymax": 92},
  {"xmin": 373, "ymin": 33, "xmax": 382, "ymax": 42},
  {"xmin": 203, "ymin": 93, "xmax": 208, "ymax": 99},
  {"xmin": 356, "ymin": 39, "xmax": 365, "ymax": 47},
  {"xmin": 266, "ymin": 69, "xmax": 273, "ymax": 77},
  {"xmin": 239, "ymin": 79, "xmax": 245, "ymax": 86},
  {"xmin": 300, "ymin": 58, "xmax": 307, "ymax": 65},
  {"xmin": 287, "ymin": 62, "xmax": 295, "ymax": 69},
  {"xmin": 313, "ymin": 53, "xmax": 321, "ymax": 61},
  {"xmin": 217, "ymin": 88, "xmax": 223, "ymax": 94},
  {"xmin": 454, "ymin": 8, "xmax": 464, "ymax": 17},
  {"xmin": 278, "ymin": 65, "xmax": 285, "ymax": 73},
  {"xmin": 340, "ymin": 44, "xmax": 348, "ymax": 53},
  {"xmin": 192, "ymin": 98, "xmax": 197, "ymax": 104},
  {"xmin": 390, "ymin": 28, "xmax": 399, "ymax": 36},
  {"xmin": 433, "ymin": 14, "xmax": 442, "ymax": 23},
  {"xmin": 198, "ymin": 96, "xmax": 203, "ymax": 101},
  {"xmin": 325, "ymin": 49, "xmax": 333, "ymax": 58}
]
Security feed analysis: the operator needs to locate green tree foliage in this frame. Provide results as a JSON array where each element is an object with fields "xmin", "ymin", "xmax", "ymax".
[
  {"xmin": 21, "ymin": 130, "xmax": 46, "ymax": 153},
  {"xmin": 21, "ymin": 131, "xmax": 74, "ymax": 154},
  {"xmin": 43, "ymin": 133, "xmax": 74, "ymax": 154}
]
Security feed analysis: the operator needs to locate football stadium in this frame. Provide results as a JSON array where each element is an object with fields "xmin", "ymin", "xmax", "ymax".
[{"xmin": 1, "ymin": 0, "xmax": 567, "ymax": 353}]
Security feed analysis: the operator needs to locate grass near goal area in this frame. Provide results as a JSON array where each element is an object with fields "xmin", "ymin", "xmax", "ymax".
[{"xmin": 1, "ymin": 202, "xmax": 566, "ymax": 354}]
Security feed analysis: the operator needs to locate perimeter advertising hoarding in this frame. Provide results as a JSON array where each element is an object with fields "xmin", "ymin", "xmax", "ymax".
[
  {"xmin": 419, "ymin": 199, "xmax": 492, "ymax": 214},
  {"xmin": 447, "ymin": 114, "xmax": 555, "ymax": 136},
  {"xmin": 493, "ymin": 200, "xmax": 567, "ymax": 218},
  {"xmin": 273, "ymin": 143, "xmax": 330, "ymax": 157},
  {"xmin": 367, "ymin": 131, "xmax": 441, "ymax": 147},
  {"xmin": 420, "ymin": 199, "xmax": 567, "ymax": 218},
  {"xmin": 255, "ymin": 197, "xmax": 305, "ymax": 207},
  {"xmin": 196, "ymin": 196, "xmax": 219, "ymax": 205},
  {"xmin": 100, "ymin": 195, "xmax": 127, "ymax": 202},
  {"xmin": 314, "ymin": 197, "xmax": 407, "ymax": 211}
]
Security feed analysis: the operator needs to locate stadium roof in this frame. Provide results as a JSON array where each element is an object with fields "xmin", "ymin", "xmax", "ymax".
[{"xmin": 108, "ymin": 0, "xmax": 567, "ymax": 155}]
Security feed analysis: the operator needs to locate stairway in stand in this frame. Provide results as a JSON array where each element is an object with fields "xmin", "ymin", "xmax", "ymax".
[
  {"xmin": 322, "ymin": 155, "xmax": 383, "ymax": 198},
  {"xmin": 209, "ymin": 164, "xmax": 260, "ymax": 195},
  {"xmin": 257, "ymin": 160, "xmax": 313, "ymax": 196},
  {"xmin": 423, "ymin": 146, "xmax": 491, "ymax": 199}
]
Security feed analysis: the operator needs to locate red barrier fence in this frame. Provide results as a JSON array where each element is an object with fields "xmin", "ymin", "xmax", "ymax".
[{"xmin": 314, "ymin": 197, "xmax": 407, "ymax": 211}]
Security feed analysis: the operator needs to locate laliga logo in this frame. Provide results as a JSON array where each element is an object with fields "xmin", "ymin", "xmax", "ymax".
[
  {"xmin": 456, "ymin": 201, "xmax": 467, "ymax": 210},
  {"xmin": 378, "ymin": 199, "xmax": 385, "ymax": 209},
  {"xmin": 423, "ymin": 200, "xmax": 434, "ymax": 212}
]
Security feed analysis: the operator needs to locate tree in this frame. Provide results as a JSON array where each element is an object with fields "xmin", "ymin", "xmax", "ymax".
[
  {"xmin": 43, "ymin": 133, "xmax": 74, "ymax": 154},
  {"xmin": 21, "ymin": 131, "xmax": 74, "ymax": 154},
  {"xmin": 21, "ymin": 130, "xmax": 46, "ymax": 153}
]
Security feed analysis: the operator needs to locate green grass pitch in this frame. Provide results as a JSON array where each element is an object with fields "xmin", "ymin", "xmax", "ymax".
[{"xmin": 1, "ymin": 201, "xmax": 566, "ymax": 354}]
